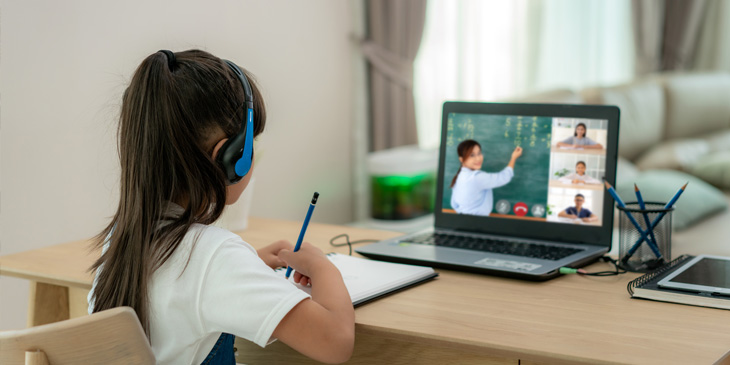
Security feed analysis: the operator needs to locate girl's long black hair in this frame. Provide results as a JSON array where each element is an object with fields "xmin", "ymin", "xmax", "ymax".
[{"xmin": 89, "ymin": 50, "xmax": 266, "ymax": 338}]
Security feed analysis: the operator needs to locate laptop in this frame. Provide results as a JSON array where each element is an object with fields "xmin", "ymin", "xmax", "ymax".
[{"xmin": 357, "ymin": 102, "xmax": 620, "ymax": 280}]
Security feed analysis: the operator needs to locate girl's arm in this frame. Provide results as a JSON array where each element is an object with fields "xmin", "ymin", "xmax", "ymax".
[
  {"xmin": 581, "ymin": 137, "xmax": 603, "ymax": 149},
  {"xmin": 257, "ymin": 240, "xmax": 295, "ymax": 269},
  {"xmin": 583, "ymin": 143, "xmax": 603, "ymax": 149},
  {"xmin": 273, "ymin": 242, "xmax": 355, "ymax": 364},
  {"xmin": 556, "ymin": 137, "xmax": 574, "ymax": 148},
  {"xmin": 558, "ymin": 174, "xmax": 574, "ymax": 184}
]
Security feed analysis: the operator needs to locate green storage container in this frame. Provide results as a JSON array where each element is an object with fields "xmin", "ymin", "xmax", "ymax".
[{"xmin": 368, "ymin": 146, "xmax": 437, "ymax": 220}]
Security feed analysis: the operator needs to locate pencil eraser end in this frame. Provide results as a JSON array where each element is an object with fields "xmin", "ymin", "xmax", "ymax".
[{"xmin": 312, "ymin": 192, "xmax": 319, "ymax": 204}]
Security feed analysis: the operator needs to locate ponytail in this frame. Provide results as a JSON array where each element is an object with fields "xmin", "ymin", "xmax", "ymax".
[
  {"xmin": 450, "ymin": 139, "xmax": 481, "ymax": 188},
  {"xmin": 450, "ymin": 169, "xmax": 461, "ymax": 188}
]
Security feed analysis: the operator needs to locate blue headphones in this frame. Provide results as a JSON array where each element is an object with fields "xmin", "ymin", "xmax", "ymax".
[
  {"xmin": 216, "ymin": 60, "xmax": 255, "ymax": 185},
  {"xmin": 159, "ymin": 51, "xmax": 253, "ymax": 185}
]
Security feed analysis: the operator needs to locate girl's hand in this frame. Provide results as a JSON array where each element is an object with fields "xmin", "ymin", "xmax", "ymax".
[
  {"xmin": 257, "ymin": 240, "xmax": 295, "ymax": 269},
  {"xmin": 272, "ymin": 241, "xmax": 354, "ymax": 363},
  {"xmin": 292, "ymin": 270, "xmax": 312, "ymax": 287},
  {"xmin": 278, "ymin": 242, "xmax": 332, "ymax": 284}
]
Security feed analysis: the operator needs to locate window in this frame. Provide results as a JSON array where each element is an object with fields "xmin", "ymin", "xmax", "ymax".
[{"xmin": 414, "ymin": 0, "xmax": 634, "ymax": 149}]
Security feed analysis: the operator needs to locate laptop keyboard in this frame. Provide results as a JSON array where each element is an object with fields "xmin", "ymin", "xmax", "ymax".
[{"xmin": 407, "ymin": 232, "xmax": 581, "ymax": 261}]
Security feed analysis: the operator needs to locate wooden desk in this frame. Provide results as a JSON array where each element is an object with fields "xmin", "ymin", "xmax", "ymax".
[{"xmin": 2, "ymin": 217, "xmax": 730, "ymax": 364}]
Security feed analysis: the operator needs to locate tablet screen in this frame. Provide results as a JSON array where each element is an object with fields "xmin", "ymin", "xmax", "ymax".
[
  {"xmin": 669, "ymin": 257, "xmax": 730, "ymax": 289},
  {"xmin": 658, "ymin": 256, "xmax": 730, "ymax": 295}
]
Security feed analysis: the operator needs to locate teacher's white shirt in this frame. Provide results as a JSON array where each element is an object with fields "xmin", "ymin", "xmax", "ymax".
[{"xmin": 451, "ymin": 166, "xmax": 514, "ymax": 216}]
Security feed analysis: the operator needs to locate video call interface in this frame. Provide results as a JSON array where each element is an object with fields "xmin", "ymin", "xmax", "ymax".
[{"xmin": 442, "ymin": 113, "xmax": 609, "ymax": 227}]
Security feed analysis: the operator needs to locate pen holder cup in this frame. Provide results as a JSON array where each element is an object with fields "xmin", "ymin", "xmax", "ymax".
[{"xmin": 617, "ymin": 202, "xmax": 673, "ymax": 272}]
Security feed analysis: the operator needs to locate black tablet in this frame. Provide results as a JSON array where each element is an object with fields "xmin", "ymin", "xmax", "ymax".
[{"xmin": 658, "ymin": 255, "xmax": 730, "ymax": 295}]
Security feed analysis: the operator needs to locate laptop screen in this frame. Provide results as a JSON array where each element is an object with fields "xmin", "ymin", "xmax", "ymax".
[{"xmin": 435, "ymin": 102, "xmax": 620, "ymax": 247}]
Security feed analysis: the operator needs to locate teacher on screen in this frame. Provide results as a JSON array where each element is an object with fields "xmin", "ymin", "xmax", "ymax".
[{"xmin": 450, "ymin": 139, "xmax": 522, "ymax": 216}]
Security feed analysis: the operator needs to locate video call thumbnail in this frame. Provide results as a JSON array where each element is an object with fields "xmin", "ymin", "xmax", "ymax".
[{"xmin": 442, "ymin": 113, "xmax": 608, "ymax": 227}]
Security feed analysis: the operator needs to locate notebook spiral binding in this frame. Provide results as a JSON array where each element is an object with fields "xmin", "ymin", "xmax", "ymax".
[{"xmin": 627, "ymin": 254, "xmax": 692, "ymax": 296}]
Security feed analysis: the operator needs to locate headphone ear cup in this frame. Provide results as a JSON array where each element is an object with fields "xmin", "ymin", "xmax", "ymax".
[
  {"xmin": 234, "ymin": 109, "xmax": 254, "ymax": 178},
  {"xmin": 216, "ymin": 108, "xmax": 253, "ymax": 185},
  {"xmin": 217, "ymin": 60, "xmax": 255, "ymax": 185},
  {"xmin": 216, "ymin": 137, "xmax": 244, "ymax": 185}
]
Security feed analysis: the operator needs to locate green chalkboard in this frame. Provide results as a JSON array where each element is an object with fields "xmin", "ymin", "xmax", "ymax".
[{"xmin": 442, "ymin": 113, "xmax": 553, "ymax": 217}]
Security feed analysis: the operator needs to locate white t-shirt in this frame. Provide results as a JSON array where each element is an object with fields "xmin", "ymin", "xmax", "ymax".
[{"xmin": 88, "ymin": 222, "xmax": 310, "ymax": 364}]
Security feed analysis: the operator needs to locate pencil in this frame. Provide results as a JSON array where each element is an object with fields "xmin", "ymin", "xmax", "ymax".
[
  {"xmin": 624, "ymin": 182, "xmax": 688, "ymax": 260},
  {"xmin": 285, "ymin": 192, "xmax": 320, "ymax": 279},
  {"xmin": 603, "ymin": 182, "xmax": 660, "ymax": 259},
  {"xmin": 634, "ymin": 184, "xmax": 662, "ymax": 258}
]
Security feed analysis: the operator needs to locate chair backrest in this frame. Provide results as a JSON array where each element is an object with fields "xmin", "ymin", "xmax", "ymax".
[{"xmin": 0, "ymin": 306, "xmax": 155, "ymax": 365}]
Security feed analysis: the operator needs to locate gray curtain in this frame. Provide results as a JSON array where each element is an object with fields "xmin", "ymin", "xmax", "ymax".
[
  {"xmin": 632, "ymin": 0, "xmax": 709, "ymax": 74},
  {"xmin": 363, "ymin": 0, "xmax": 427, "ymax": 152},
  {"xmin": 694, "ymin": 0, "xmax": 730, "ymax": 72}
]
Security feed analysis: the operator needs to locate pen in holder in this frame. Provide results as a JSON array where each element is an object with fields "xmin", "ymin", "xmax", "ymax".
[{"xmin": 617, "ymin": 202, "xmax": 673, "ymax": 272}]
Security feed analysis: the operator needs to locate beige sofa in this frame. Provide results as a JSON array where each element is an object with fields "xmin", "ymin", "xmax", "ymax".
[{"xmin": 511, "ymin": 72, "xmax": 730, "ymax": 258}]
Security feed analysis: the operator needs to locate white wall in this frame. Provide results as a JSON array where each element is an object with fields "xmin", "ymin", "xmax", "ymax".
[{"xmin": 0, "ymin": 0, "xmax": 357, "ymax": 330}]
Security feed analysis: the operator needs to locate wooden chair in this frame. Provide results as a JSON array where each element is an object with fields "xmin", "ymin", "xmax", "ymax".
[{"xmin": 0, "ymin": 306, "xmax": 155, "ymax": 365}]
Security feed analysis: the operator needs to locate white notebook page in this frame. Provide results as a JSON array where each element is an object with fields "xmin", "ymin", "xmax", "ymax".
[{"xmin": 279, "ymin": 253, "xmax": 436, "ymax": 304}]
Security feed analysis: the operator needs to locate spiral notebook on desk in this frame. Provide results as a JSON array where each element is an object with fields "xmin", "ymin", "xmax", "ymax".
[
  {"xmin": 279, "ymin": 253, "xmax": 438, "ymax": 306},
  {"xmin": 628, "ymin": 255, "xmax": 730, "ymax": 310}
]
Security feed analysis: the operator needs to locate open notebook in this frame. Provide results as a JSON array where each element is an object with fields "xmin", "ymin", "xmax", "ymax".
[{"xmin": 278, "ymin": 253, "xmax": 438, "ymax": 306}]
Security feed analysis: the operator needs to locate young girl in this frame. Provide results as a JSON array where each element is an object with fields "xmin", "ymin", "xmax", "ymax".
[
  {"xmin": 88, "ymin": 50, "xmax": 354, "ymax": 364},
  {"xmin": 556, "ymin": 122, "xmax": 603, "ymax": 149},
  {"xmin": 450, "ymin": 139, "xmax": 522, "ymax": 216},
  {"xmin": 558, "ymin": 161, "xmax": 602, "ymax": 185}
]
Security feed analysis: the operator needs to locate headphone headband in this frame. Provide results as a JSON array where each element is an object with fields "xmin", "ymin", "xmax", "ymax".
[
  {"xmin": 224, "ymin": 60, "xmax": 254, "ymax": 109},
  {"xmin": 216, "ymin": 59, "xmax": 255, "ymax": 185}
]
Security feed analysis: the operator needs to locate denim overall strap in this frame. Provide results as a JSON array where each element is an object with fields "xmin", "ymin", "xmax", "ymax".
[{"xmin": 200, "ymin": 332, "xmax": 236, "ymax": 365}]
